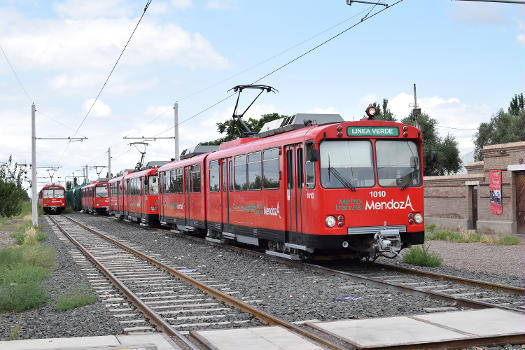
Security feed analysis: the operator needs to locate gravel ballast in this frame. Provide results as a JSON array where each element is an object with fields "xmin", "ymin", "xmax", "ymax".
[
  {"xmin": 0, "ymin": 217, "xmax": 124, "ymax": 340},
  {"xmin": 377, "ymin": 240, "xmax": 525, "ymax": 288},
  {"xmin": 70, "ymin": 213, "xmax": 462, "ymax": 324}
]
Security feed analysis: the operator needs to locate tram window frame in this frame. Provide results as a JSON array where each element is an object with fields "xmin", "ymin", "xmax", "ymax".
[
  {"xmin": 222, "ymin": 160, "xmax": 227, "ymax": 192},
  {"xmin": 234, "ymin": 154, "xmax": 247, "ymax": 191},
  {"xmin": 247, "ymin": 151, "xmax": 262, "ymax": 191},
  {"xmin": 262, "ymin": 148, "xmax": 280, "ymax": 190},
  {"xmin": 297, "ymin": 148, "xmax": 304, "ymax": 189},
  {"xmin": 305, "ymin": 142, "xmax": 316, "ymax": 189},
  {"xmin": 209, "ymin": 160, "xmax": 220, "ymax": 192},
  {"xmin": 286, "ymin": 149, "xmax": 293, "ymax": 190},
  {"xmin": 175, "ymin": 168, "xmax": 184, "ymax": 193},
  {"xmin": 229, "ymin": 160, "xmax": 233, "ymax": 192},
  {"xmin": 192, "ymin": 164, "xmax": 201, "ymax": 193}
]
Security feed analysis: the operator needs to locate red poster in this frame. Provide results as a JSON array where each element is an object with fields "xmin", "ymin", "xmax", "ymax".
[{"xmin": 489, "ymin": 170, "xmax": 502, "ymax": 215}]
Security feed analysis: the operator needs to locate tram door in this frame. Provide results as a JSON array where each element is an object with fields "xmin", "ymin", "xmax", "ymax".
[
  {"xmin": 185, "ymin": 167, "xmax": 192, "ymax": 226},
  {"xmin": 220, "ymin": 158, "xmax": 230, "ymax": 231},
  {"xmin": 284, "ymin": 144, "xmax": 304, "ymax": 245}
]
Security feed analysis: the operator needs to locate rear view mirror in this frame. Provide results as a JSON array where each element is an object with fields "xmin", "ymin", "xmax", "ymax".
[{"xmin": 306, "ymin": 142, "xmax": 319, "ymax": 162}]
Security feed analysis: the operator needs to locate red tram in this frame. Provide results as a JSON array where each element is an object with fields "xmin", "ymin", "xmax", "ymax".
[
  {"xmin": 39, "ymin": 184, "xmax": 66, "ymax": 214},
  {"xmin": 152, "ymin": 113, "xmax": 425, "ymax": 259},
  {"xmin": 81, "ymin": 180, "xmax": 109, "ymax": 214},
  {"xmin": 122, "ymin": 167, "xmax": 160, "ymax": 224}
]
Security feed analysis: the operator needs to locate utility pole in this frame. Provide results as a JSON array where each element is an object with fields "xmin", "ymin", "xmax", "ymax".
[
  {"xmin": 31, "ymin": 103, "xmax": 38, "ymax": 226},
  {"xmin": 412, "ymin": 83, "xmax": 421, "ymax": 130},
  {"xmin": 174, "ymin": 102, "xmax": 179, "ymax": 161},
  {"xmin": 107, "ymin": 147, "xmax": 112, "ymax": 179}
]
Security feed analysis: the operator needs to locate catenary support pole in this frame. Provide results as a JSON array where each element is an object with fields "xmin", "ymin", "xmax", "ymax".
[
  {"xmin": 174, "ymin": 102, "xmax": 179, "ymax": 161},
  {"xmin": 107, "ymin": 147, "xmax": 111, "ymax": 179},
  {"xmin": 31, "ymin": 103, "xmax": 38, "ymax": 226}
]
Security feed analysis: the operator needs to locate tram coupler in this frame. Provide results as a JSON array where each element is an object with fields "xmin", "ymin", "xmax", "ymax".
[{"xmin": 373, "ymin": 230, "xmax": 402, "ymax": 258}]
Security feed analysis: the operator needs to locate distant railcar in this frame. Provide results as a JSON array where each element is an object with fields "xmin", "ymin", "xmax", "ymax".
[
  {"xmin": 39, "ymin": 184, "xmax": 66, "ymax": 214},
  {"xmin": 81, "ymin": 181, "xmax": 109, "ymax": 214},
  {"xmin": 121, "ymin": 168, "xmax": 160, "ymax": 225}
]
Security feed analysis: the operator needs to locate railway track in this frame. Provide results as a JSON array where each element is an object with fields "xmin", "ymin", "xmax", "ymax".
[
  {"xmin": 54, "ymin": 213, "xmax": 525, "ymax": 349},
  {"xmin": 96, "ymin": 213, "xmax": 525, "ymax": 313},
  {"xmin": 47, "ymin": 215, "xmax": 347, "ymax": 350}
]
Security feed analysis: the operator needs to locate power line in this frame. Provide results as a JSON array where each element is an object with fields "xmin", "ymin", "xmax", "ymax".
[
  {"xmin": 154, "ymin": 0, "xmax": 403, "ymax": 138},
  {"xmin": 70, "ymin": 0, "xmax": 153, "ymax": 139},
  {"xmin": 142, "ymin": 6, "xmax": 372, "ymax": 127},
  {"xmin": 0, "ymin": 44, "xmax": 33, "ymax": 103}
]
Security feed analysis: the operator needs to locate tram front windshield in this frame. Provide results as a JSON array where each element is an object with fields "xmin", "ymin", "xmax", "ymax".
[{"xmin": 96, "ymin": 185, "xmax": 108, "ymax": 197}]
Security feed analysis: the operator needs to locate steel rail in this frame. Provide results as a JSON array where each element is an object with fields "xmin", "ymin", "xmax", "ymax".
[
  {"xmin": 62, "ymin": 215, "xmax": 345, "ymax": 350},
  {"xmin": 47, "ymin": 216, "xmax": 200, "ymax": 350},
  {"xmin": 371, "ymin": 261, "xmax": 525, "ymax": 296},
  {"xmin": 97, "ymin": 214, "xmax": 524, "ymax": 312}
]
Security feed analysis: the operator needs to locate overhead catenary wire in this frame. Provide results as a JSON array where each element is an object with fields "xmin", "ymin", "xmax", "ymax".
[
  {"xmin": 69, "ymin": 0, "xmax": 153, "ymax": 141},
  {"xmin": 57, "ymin": 0, "xmax": 152, "ymax": 165},
  {"xmin": 142, "ymin": 6, "xmax": 372, "ymax": 127},
  {"xmin": 153, "ymin": 0, "xmax": 404, "ymax": 138}
]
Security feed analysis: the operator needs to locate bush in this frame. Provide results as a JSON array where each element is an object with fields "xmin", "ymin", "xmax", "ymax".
[
  {"xmin": 55, "ymin": 283, "xmax": 96, "ymax": 311},
  {"xmin": 0, "ymin": 265, "xmax": 50, "ymax": 284},
  {"xmin": 0, "ymin": 181, "xmax": 23, "ymax": 217},
  {"xmin": 64, "ymin": 206, "xmax": 74, "ymax": 214},
  {"xmin": 10, "ymin": 224, "xmax": 45, "ymax": 246},
  {"xmin": 403, "ymin": 245, "xmax": 442, "ymax": 267},
  {"xmin": 0, "ymin": 282, "xmax": 48, "ymax": 312}
]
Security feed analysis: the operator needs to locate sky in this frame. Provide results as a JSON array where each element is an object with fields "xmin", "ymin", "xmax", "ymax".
[{"xmin": 0, "ymin": 0, "xmax": 523, "ymax": 190}]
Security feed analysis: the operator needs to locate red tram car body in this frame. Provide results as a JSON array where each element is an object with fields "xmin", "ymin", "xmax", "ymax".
[
  {"xmin": 122, "ymin": 168, "xmax": 160, "ymax": 224},
  {"xmin": 154, "ymin": 115, "xmax": 425, "ymax": 258},
  {"xmin": 39, "ymin": 184, "xmax": 66, "ymax": 214},
  {"xmin": 81, "ymin": 181, "xmax": 109, "ymax": 214},
  {"xmin": 158, "ymin": 155, "xmax": 207, "ymax": 233}
]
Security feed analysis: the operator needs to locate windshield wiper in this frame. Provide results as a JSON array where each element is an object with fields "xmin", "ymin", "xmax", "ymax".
[
  {"xmin": 401, "ymin": 182, "xmax": 410, "ymax": 191},
  {"xmin": 328, "ymin": 156, "xmax": 356, "ymax": 192}
]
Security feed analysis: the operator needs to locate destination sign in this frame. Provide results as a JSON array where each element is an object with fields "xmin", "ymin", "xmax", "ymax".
[{"xmin": 347, "ymin": 126, "xmax": 399, "ymax": 137}]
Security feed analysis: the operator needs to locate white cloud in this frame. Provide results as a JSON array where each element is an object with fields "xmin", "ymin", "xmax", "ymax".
[
  {"xmin": 359, "ymin": 93, "xmax": 377, "ymax": 108},
  {"xmin": 205, "ymin": 0, "xmax": 238, "ymax": 10},
  {"xmin": 0, "ymin": 9, "xmax": 229, "ymax": 72},
  {"xmin": 310, "ymin": 106, "xmax": 339, "ymax": 114},
  {"xmin": 54, "ymin": 0, "xmax": 131, "ymax": 19},
  {"xmin": 171, "ymin": 0, "xmax": 192, "ymax": 9},
  {"xmin": 448, "ymin": 3, "xmax": 506, "ymax": 26},
  {"xmin": 82, "ymin": 98, "xmax": 111, "ymax": 117},
  {"xmin": 388, "ymin": 92, "xmax": 491, "ymax": 154}
]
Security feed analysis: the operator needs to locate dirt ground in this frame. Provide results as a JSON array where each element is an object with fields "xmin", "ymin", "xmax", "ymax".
[{"xmin": 0, "ymin": 219, "xmax": 21, "ymax": 248}]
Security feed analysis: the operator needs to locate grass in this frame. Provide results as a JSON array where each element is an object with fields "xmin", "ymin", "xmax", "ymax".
[
  {"xmin": 425, "ymin": 225, "xmax": 522, "ymax": 246},
  {"xmin": 0, "ymin": 223, "xmax": 55, "ymax": 313},
  {"xmin": 63, "ymin": 206, "xmax": 74, "ymax": 214},
  {"xmin": 10, "ymin": 224, "xmax": 46, "ymax": 245},
  {"xmin": 55, "ymin": 283, "xmax": 96, "ymax": 311},
  {"xmin": 403, "ymin": 245, "xmax": 443, "ymax": 267}
]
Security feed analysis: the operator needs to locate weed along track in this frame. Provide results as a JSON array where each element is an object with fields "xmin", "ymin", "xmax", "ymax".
[{"xmin": 47, "ymin": 215, "xmax": 349, "ymax": 350}]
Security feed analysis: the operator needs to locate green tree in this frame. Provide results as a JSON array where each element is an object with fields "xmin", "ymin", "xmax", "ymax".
[
  {"xmin": 0, "ymin": 156, "xmax": 29, "ymax": 217},
  {"xmin": 370, "ymin": 99, "xmax": 396, "ymax": 121},
  {"xmin": 202, "ymin": 113, "xmax": 287, "ymax": 145},
  {"xmin": 473, "ymin": 93, "xmax": 525, "ymax": 161},
  {"xmin": 402, "ymin": 113, "xmax": 462, "ymax": 176}
]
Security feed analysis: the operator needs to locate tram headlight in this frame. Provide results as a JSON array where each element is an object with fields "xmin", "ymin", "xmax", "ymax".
[
  {"xmin": 325, "ymin": 216, "xmax": 336, "ymax": 228},
  {"xmin": 414, "ymin": 213, "xmax": 423, "ymax": 224}
]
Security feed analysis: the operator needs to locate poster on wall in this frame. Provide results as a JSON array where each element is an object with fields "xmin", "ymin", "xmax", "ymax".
[{"xmin": 489, "ymin": 170, "xmax": 502, "ymax": 215}]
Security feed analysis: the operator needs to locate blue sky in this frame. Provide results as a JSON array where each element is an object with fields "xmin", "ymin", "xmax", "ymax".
[{"xmin": 0, "ymin": 0, "xmax": 523, "ymax": 189}]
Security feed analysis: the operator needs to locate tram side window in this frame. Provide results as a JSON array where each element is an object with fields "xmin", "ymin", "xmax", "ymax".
[
  {"xmin": 149, "ymin": 175, "xmax": 159, "ymax": 195},
  {"xmin": 234, "ymin": 155, "xmax": 247, "ymax": 191},
  {"xmin": 222, "ymin": 160, "xmax": 227, "ymax": 192},
  {"xmin": 305, "ymin": 143, "xmax": 316, "ymax": 189},
  {"xmin": 175, "ymin": 168, "xmax": 184, "ymax": 193},
  {"xmin": 248, "ymin": 151, "xmax": 262, "ymax": 190},
  {"xmin": 209, "ymin": 161, "xmax": 220, "ymax": 192},
  {"xmin": 263, "ymin": 148, "xmax": 280, "ymax": 190},
  {"xmin": 192, "ymin": 165, "xmax": 201, "ymax": 193}
]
